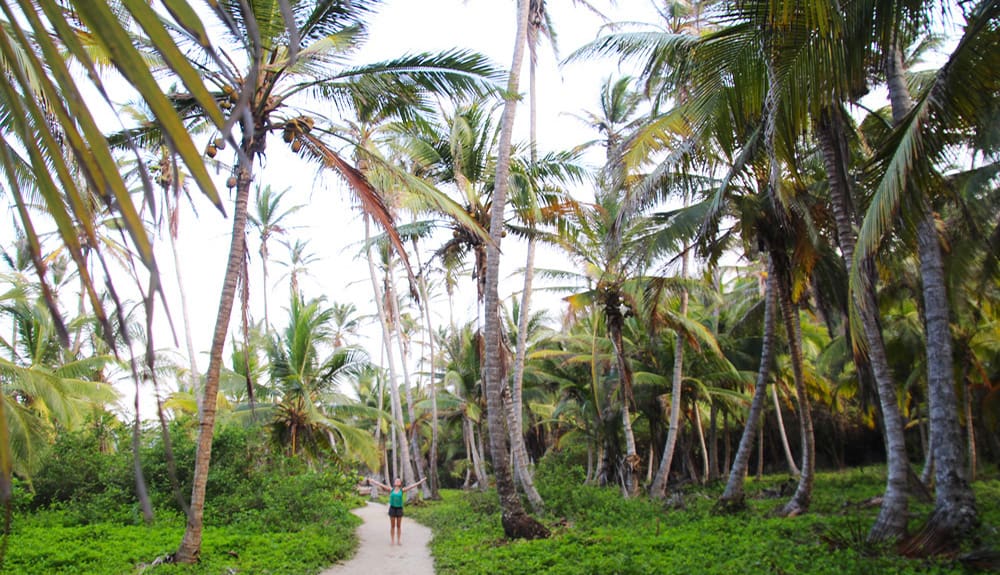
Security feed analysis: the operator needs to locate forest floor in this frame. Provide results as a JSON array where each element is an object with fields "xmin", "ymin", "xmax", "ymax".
[{"xmin": 320, "ymin": 501, "xmax": 435, "ymax": 575}]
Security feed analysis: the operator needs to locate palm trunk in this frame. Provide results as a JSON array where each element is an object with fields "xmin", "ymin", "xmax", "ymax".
[
  {"xmin": 708, "ymin": 401, "xmax": 719, "ymax": 481},
  {"xmin": 481, "ymin": 0, "xmax": 547, "ymax": 540},
  {"xmin": 964, "ymin": 377, "xmax": 976, "ymax": 482},
  {"xmin": 387, "ymin": 263, "xmax": 429, "ymax": 497},
  {"xmin": 608, "ymin": 317, "xmax": 639, "ymax": 497},
  {"xmin": 651, "ymin": 247, "xmax": 690, "ymax": 497},
  {"xmin": 886, "ymin": 44, "xmax": 977, "ymax": 549},
  {"xmin": 507, "ymin": 0, "xmax": 545, "ymax": 512},
  {"xmin": 508, "ymin": 236, "xmax": 544, "ymax": 512},
  {"xmin": 131, "ymin": 372, "xmax": 154, "ymax": 524},
  {"xmin": 261, "ymin": 248, "xmax": 270, "ymax": 332},
  {"xmin": 815, "ymin": 105, "xmax": 910, "ymax": 542},
  {"xmin": 771, "ymin": 382, "xmax": 800, "ymax": 476},
  {"xmin": 165, "ymin": 193, "xmax": 202, "ymax": 405},
  {"xmin": 366, "ymin": 218, "xmax": 416, "ymax": 486},
  {"xmin": 413, "ymin": 242, "xmax": 440, "ymax": 498},
  {"xmin": 175, "ymin": 159, "xmax": 252, "ymax": 563},
  {"xmin": 777, "ymin": 271, "xmax": 815, "ymax": 517},
  {"xmin": 718, "ymin": 263, "xmax": 778, "ymax": 509},
  {"xmin": 693, "ymin": 397, "xmax": 709, "ymax": 483}
]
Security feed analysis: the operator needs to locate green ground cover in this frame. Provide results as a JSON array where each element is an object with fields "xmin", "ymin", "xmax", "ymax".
[
  {"xmin": 2, "ymin": 425, "xmax": 364, "ymax": 575},
  {"xmin": 409, "ymin": 464, "xmax": 1000, "ymax": 575}
]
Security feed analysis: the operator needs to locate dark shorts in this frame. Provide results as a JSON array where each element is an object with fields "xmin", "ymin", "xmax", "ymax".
[{"xmin": 388, "ymin": 506, "xmax": 403, "ymax": 518}]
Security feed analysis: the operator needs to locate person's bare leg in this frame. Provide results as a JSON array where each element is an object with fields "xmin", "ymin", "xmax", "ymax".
[{"xmin": 389, "ymin": 517, "xmax": 397, "ymax": 544}]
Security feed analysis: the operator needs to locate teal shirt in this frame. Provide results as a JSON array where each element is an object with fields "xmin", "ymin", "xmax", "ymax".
[{"xmin": 389, "ymin": 488, "xmax": 404, "ymax": 508}]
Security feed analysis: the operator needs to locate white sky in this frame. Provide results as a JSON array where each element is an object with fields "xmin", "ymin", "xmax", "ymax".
[{"xmin": 151, "ymin": 0, "xmax": 663, "ymax": 398}]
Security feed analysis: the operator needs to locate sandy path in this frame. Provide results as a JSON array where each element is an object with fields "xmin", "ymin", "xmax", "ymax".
[{"xmin": 319, "ymin": 502, "xmax": 434, "ymax": 575}]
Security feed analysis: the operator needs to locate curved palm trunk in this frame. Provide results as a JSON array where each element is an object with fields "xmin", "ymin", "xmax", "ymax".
[
  {"xmin": 366, "ymin": 219, "xmax": 416, "ymax": 487},
  {"xmin": 508, "ymin": 236, "xmax": 544, "ymax": 512},
  {"xmin": 165, "ymin": 193, "xmax": 203, "ymax": 405},
  {"xmin": 505, "ymin": 0, "xmax": 545, "ymax": 513},
  {"xmin": 777, "ymin": 271, "xmax": 815, "ymax": 517},
  {"xmin": 815, "ymin": 106, "xmax": 909, "ymax": 541},
  {"xmin": 718, "ymin": 263, "xmax": 778, "ymax": 509},
  {"xmin": 771, "ymin": 382, "xmax": 801, "ymax": 476},
  {"xmin": 413, "ymin": 243, "xmax": 440, "ymax": 498},
  {"xmin": 175, "ymin": 160, "xmax": 252, "ymax": 563},
  {"xmin": 651, "ymin": 248, "xmax": 690, "ymax": 497},
  {"xmin": 692, "ymin": 395, "xmax": 709, "ymax": 483},
  {"xmin": 387, "ymin": 263, "xmax": 429, "ymax": 497},
  {"xmin": 886, "ymin": 45, "xmax": 977, "ymax": 550},
  {"xmin": 481, "ymin": 0, "xmax": 547, "ymax": 540}
]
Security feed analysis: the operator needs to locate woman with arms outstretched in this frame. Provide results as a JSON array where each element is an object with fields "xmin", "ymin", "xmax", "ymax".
[{"xmin": 369, "ymin": 477, "xmax": 426, "ymax": 544}]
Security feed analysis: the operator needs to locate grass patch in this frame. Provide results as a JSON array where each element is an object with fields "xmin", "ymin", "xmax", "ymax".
[{"xmin": 409, "ymin": 468, "xmax": 1000, "ymax": 575}]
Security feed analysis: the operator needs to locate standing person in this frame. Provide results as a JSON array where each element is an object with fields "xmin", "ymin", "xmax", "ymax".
[{"xmin": 369, "ymin": 477, "xmax": 426, "ymax": 544}]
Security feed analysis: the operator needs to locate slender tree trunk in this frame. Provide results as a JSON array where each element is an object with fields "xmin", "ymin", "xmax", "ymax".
[
  {"xmin": 693, "ymin": 399, "xmax": 709, "ymax": 483},
  {"xmin": 608, "ymin": 318, "xmax": 639, "ymax": 496},
  {"xmin": 771, "ymin": 382, "xmax": 800, "ymax": 476},
  {"xmin": 131, "ymin": 371, "xmax": 154, "ymax": 524},
  {"xmin": 508, "ymin": 237, "xmax": 544, "ymax": 512},
  {"xmin": 413, "ymin": 243, "xmax": 440, "ymax": 498},
  {"xmin": 886, "ymin": 44, "xmax": 977, "ymax": 550},
  {"xmin": 366, "ymin": 218, "xmax": 416, "ymax": 486},
  {"xmin": 387, "ymin": 263, "xmax": 430, "ymax": 498},
  {"xmin": 708, "ymin": 401, "xmax": 719, "ymax": 481},
  {"xmin": 964, "ymin": 377, "xmax": 976, "ymax": 482},
  {"xmin": 165, "ymin": 193, "xmax": 202, "ymax": 405},
  {"xmin": 506, "ymin": 0, "xmax": 545, "ymax": 511},
  {"xmin": 816, "ymin": 105, "xmax": 910, "ymax": 542},
  {"xmin": 175, "ymin": 159, "xmax": 252, "ymax": 563},
  {"xmin": 777, "ymin": 272, "xmax": 815, "ymax": 517},
  {"xmin": 480, "ymin": 0, "xmax": 547, "ymax": 540},
  {"xmin": 718, "ymin": 264, "xmax": 778, "ymax": 510},
  {"xmin": 651, "ymin": 248, "xmax": 690, "ymax": 497}
]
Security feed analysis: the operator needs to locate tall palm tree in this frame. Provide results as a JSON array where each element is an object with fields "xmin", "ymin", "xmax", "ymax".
[
  {"xmin": 853, "ymin": 0, "xmax": 997, "ymax": 549},
  {"xmin": 159, "ymin": 0, "xmax": 499, "ymax": 562},
  {"xmin": 249, "ymin": 185, "xmax": 301, "ymax": 332},
  {"xmin": 481, "ymin": 0, "xmax": 550, "ymax": 540}
]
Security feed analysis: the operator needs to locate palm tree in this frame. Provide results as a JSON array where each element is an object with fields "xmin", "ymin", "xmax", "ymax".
[
  {"xmin": 159, "ymin": 0, "xmax": 499, "ymax": 562},
  {"xmin": 853, "ymin": 0, "xmax": 997, "ymax": 549},
  {"xmin": 0, "ymin": 0, "xmax": 228, "ymax": 516},
  {"xmin": 249, "ymin": 185, "xmax": 302, "ymax": 332},
  {"xmin": 265, "ymin": 293, "xmax": 377, "ymax": 464},
  {"xmin": 480, "ymin": 0, "xmax": 550, "ymax": 540}
]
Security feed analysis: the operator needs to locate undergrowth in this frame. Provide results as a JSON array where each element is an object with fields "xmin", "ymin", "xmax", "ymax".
[
  {"xmin": 3, "ymin": 424, "xmax": 364, "ymax": 575},
  {"xmin": 409, "ymin": 464, "xmax": 1000, "ymax": 575}
]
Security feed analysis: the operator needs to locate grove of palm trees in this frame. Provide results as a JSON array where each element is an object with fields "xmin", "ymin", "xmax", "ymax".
[{"xmin": 1, "ymin": 0, "xmax": 998, "ymax": 573}]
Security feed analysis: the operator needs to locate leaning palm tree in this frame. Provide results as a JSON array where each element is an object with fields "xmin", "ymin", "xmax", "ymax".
[{"xmin": 153, "ymin": 0, "xmax": 500, "ymax": 562}]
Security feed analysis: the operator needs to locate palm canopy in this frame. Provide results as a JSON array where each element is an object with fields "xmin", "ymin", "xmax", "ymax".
[{"xmin": 265, "ymin": 293, "xmax": 379, "ymax": 466}]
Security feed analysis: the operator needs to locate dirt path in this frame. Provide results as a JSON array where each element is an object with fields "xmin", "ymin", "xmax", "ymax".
[{"xmin": 319, "ymin": 502, "xmax": 434, "ymax": 575}]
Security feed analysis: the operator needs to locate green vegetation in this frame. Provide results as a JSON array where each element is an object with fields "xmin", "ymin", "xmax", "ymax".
[
  {"xmin": 410, "ymin": 463, "xmax": 1000, "ymax": 575},
  {"xmin": 4, "ymin": 425, "xmax": 362, "ymax": 575},
  {"xmin": 1, "ymin": 0, "xmax": 998, "ymax": 569}
]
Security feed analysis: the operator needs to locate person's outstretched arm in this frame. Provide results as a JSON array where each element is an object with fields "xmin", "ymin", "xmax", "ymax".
[
  {"xmin": 369, "ymin": 478, "xmax": 390, "ymax": 492},
  {"xmin": 402, "ymin": 477, "xmax": 427, "ymax": 492}
]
